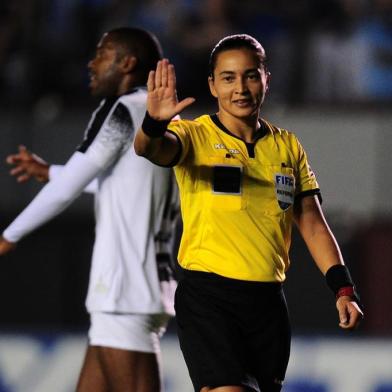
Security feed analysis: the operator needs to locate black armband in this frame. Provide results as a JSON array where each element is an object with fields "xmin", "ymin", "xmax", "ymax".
[
  {"xmin": 141, "ymin": 111, "xmax": 170, "ymax": 138},
  {"xmin": 326, "ymin": 264, "xmax": 363, "ymax": 309}
]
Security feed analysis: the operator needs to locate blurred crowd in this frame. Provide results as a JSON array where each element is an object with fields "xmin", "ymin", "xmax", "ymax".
[{"xmin": 0, "ymin": 0, "xmax": 391, "ymax": 110}]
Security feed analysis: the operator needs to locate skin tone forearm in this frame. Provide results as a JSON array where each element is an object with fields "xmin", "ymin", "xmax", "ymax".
[
  {"xmin": 134, "ymin": 128, "xmax": 180, "ymax": 166},
  {"xmin": 294, "ymin": 195, "xmax": 343, "ymax": 274},
  {"xmin": 294, "ymin": 195, "xmax": 363, "ymax": 329},
  {"xmin": 134, "ymin": 59, "xmax": 195, "ymax": 165}
]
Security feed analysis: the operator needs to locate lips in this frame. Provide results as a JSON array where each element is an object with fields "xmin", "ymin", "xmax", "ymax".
[{"xmin": 233, "ymin": 99, "xmax": 253, "ymax": 107}]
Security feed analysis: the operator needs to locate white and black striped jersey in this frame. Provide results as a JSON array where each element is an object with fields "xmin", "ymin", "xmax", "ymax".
[{"xmin": 3, "ymin": 88, "xmax": 177, "ymax": 315}]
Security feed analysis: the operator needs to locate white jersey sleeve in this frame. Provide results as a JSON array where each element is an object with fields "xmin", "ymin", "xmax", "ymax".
[
  {"xmin": 3, "ymin": 152, "xmax": 101, "ymax": 242},
  {"xmin": 3, "ymin": 98, "xmax": 135, "ymax": 243},
  {"xmin": 49, "ymin": 164, "xmax": 98, "ymax": 194},
  {"xmin": 77, "ymin": 100, "xmax": 134, "ymax": 169}
]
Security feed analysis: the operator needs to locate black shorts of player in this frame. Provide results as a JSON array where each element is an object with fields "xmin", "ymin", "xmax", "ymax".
[{"xmin": 175, "ymin": 269, "xmax": 291, "ymax": 392}]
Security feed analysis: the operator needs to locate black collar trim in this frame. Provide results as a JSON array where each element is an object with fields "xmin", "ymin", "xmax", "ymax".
[{"xmin": 210, "ymin": 114, "xmax": 268, "ymax": 144}]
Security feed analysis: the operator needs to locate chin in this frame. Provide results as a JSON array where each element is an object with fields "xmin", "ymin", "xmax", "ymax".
[
  {"xmin": 234, "ymin": 108, "xmax": 258, "ymax": 118},
  {"xmin": 90, "ymin": 88, "xmax": 105, "ymax": 98}
]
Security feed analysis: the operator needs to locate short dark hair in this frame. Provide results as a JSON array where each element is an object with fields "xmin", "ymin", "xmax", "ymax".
[
  {"xmin": 209, "ymin": 34, "xmax": 267, "ymax": 77},
  {"xmin": 107, "ymin": 27, "xmax": 163, "ymax": 83}
]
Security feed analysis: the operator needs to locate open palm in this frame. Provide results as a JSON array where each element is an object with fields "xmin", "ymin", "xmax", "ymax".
[{"xmin": 147, "ymin": 59, "xmax": 194, "ymax": 121}]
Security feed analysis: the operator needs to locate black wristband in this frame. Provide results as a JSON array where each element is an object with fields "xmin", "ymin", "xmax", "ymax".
[
  {"xmin": 325, "ymin": 264, "xmax": 363, "ymax": 310},
  {"xmin": 141, "ymin": 111, "xmax": 170, "ymax": 138},
  {"xmin": 325, "ymin": 265, "xmax": 354, "ymax": 295}
]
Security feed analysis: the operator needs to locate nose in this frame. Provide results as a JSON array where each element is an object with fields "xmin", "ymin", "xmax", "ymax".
[{"xmin": 234, "ymin": 77, "xmax": 248, "ymax": 94}]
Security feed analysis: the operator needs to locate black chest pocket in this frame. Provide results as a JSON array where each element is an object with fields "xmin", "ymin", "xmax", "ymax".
[
  {"xmin": 213, "ymin": 165, "xmax": 242, "ymax": 194},
  {"xmin": 207, "ymin": 156, "xmax": 245, "ymax": 211}
]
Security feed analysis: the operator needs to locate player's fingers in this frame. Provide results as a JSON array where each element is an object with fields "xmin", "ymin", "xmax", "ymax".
[
  {"xmin": 175, "ymin": 97, "xmax": 196, "ymax": 114},
  {"xmin": 18, "ymin": 145, "xmax": 31, "ymax": 157},
  {"xmin": 337, "ymin": 303, "xmax": 348, "ymax": 327},
  {"xmin": 168, "ymin": 63, "xmax": 176, "ymax": 91},
  {"xmin": 347, "ymin": 304, "xmax": 363, "ymax": 328},
  {"xmin": 161, "ymin": 59, "xmax": 168, "ymax": 87},
  {"xmin": 17, "ymin": 174, "xmax": 30, "ymax": 183},
  {"xmin": 6, "ymin": 154, "xmax": 20, "ymax": 164},
  {"xmin": 147, "ymin": 70, "xmax": 155, "ymax": 92},
  {"xmin": 10, "ymin": 166, "xmax": 25, "ymax": 176},
  {"xmin": 155, "ymin": 60, "xmax": 162, "ymax": 87},
  {"xmin": 338, "ymin": 302, "xmax": 362, "ymax": 329},
  {"xmin": 7, "ymin": 146, "xmax": 31, "ymax": 164}
]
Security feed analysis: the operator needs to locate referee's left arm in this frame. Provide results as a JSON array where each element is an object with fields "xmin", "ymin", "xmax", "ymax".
[{"xmin": 293, "ymin": 194, "xmax": 363, "ymax": 330}]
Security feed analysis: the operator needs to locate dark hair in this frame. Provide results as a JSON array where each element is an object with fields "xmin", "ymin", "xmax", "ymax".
[
  {"xmin": 107, "ymin": 27, "xmax": 163, "ymax": 83},
  {"xmin": 209, "ymin": 34, "xmax": 267, "ymax": 77}
]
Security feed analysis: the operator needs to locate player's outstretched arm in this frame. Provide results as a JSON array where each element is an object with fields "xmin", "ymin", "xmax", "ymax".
[
  {"xmin": 0, "ymin": 236, "xmax": 16, "ymax": 256},
  {"xmin": 294, "ymin": 195, "xmax": 363, "ymax": 330},
  {"xmin": 134, "ymin": 59, "xmax": 195, "ymax": 166},
  {"xmin": 6, "ymin": 145, "xmax": 49, "ymax": 183}
]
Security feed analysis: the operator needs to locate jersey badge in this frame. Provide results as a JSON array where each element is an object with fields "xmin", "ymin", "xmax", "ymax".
[{"xmin": 274, "ymin": 173, "xmax": 295, "ymax": 210}]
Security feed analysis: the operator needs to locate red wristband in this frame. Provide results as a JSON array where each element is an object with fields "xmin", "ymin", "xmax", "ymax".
[{"xmin": 336, "ymin": 286, "xmax": 354, "ymax": 299}]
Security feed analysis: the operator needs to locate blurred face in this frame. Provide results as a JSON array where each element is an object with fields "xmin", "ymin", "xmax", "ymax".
[
  {"xmin": 208, "ymin": 48, "xmax": 269, "ymax": 121},
  {"xmin": 88, "ymin": 33, "xmax": 124, "ymax": 97}
]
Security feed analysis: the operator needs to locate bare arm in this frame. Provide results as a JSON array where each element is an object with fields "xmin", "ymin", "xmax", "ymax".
[
  {"xmin": 134, "ymin": 59, "xmax": 195, "ymax": 166},
  {"xmin": 294, "ymin": 195, "xmax": 343, "ymax": 274},
  {"xmin": 294, "ymin": 195, "xmax": 363, "ymax": 330}
]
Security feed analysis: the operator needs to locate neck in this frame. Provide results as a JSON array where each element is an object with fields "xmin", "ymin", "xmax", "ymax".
[
  {"xmin": 217, "ymin": 111, "xmax": 260, "ymax": 143},
  {"xmin": 117, "ymin": 75, "xmax": 138, "ymax": 96}
]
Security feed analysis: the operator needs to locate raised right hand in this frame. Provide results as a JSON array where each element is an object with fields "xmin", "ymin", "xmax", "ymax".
[
  {"xmin": 147, "ymin": 59, "xmax": 195, "ymax": 121},
  {"xmin": 6, "ymin": 145, "xmax": 49, "ymax": 183}
]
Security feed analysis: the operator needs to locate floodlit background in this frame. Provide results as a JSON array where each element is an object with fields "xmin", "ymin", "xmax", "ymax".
[{"xmin": 0, "ymin": 0, "xmax": 391, "ymax": 391}]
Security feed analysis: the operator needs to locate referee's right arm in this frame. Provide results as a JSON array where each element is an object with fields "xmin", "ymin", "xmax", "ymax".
[{"xmin": 134, "ymin": 59, "xmax": 194, "ymax": 166}]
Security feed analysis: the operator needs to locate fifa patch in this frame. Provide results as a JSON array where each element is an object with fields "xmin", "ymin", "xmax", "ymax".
[{"xmin": 275, "ymin": 173, "xmax": 295, "ymax": 210}]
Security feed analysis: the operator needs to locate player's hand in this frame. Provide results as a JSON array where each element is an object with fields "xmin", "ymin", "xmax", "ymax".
[
  {"xmin": 336, "ymin": 296, "xmax": 364, "ymax": 330},
  {"xmin": 0, "ymin": 236, "xmax": 16, "ymax": 256},
  {"xmin": 147, "ymin": 59, "xmax": 195, "ymax": 121},
  {"xmin": 6, "ymin": 145, "xmax": 49, "ymax": 183}
]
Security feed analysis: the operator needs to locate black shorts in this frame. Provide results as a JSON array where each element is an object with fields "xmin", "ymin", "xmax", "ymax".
[{"xmin": 175, "ymin": 270, "xmax": 291, "ymax": 392}]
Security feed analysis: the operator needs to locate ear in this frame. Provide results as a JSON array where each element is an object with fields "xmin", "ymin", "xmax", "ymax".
[
  {"xmin": 208, "ymin": 76, "xmax": 218, "ymax": 98},
  {"xmin": 119, "ymin": 55, "xmax": 137, "ymax": 73},
  {"xmin": 265, "ymin": 71, "xmax": 271, "ymax": 93}
]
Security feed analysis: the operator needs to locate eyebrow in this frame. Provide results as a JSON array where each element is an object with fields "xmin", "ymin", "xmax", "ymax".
[{"xmin": 218, "ymin": 68, "xmax": 260, "ymax": 76}]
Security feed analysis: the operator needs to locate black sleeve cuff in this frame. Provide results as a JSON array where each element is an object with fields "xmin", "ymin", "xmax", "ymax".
[{"xmin": 295, "ymin": 188, "xmax": 322, "ymax": 204}]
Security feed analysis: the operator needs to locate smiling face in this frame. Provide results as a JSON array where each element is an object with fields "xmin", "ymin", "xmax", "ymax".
[
  {"xmin": 88, "ymin": 33, "xmax": 125, "ymax": 98},
  {"xmin": 208, "ymin": 48, "xmax": 270, "ymax": 125}
]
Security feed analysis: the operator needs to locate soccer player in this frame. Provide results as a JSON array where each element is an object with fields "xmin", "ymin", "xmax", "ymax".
[
  {"xmin": 0, "ymin": 27, "xmax": 177, "ymax": 392},
  {"xmin": 133, "ymin": 34, "xmax": 364, "ymax": 392}
]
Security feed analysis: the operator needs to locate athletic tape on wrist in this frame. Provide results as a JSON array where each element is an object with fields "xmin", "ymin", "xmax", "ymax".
[{"xmin": 141, "ymin": 111, "xmax": 170, "ymax": 138}]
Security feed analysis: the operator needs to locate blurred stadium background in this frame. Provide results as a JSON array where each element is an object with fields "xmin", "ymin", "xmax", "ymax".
[{"xmin": 0, "ymin": 0, "xmax": 391, "ymax": 391}]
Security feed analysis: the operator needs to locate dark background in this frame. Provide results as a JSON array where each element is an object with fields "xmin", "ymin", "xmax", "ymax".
[{"xmin": 0, "ymin": 0, "xmax": 391, "ymax": 337}]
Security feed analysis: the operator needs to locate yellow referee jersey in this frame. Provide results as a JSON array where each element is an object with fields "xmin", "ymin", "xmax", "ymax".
[{"xmin": 168, "ymin": 114, "xmax": 320, "ymax": 282}]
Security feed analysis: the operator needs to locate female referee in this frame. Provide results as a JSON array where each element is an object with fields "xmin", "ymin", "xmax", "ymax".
[{"xmin": 134, "ymin": 34, "xmax": 363, "ymax": 392}]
